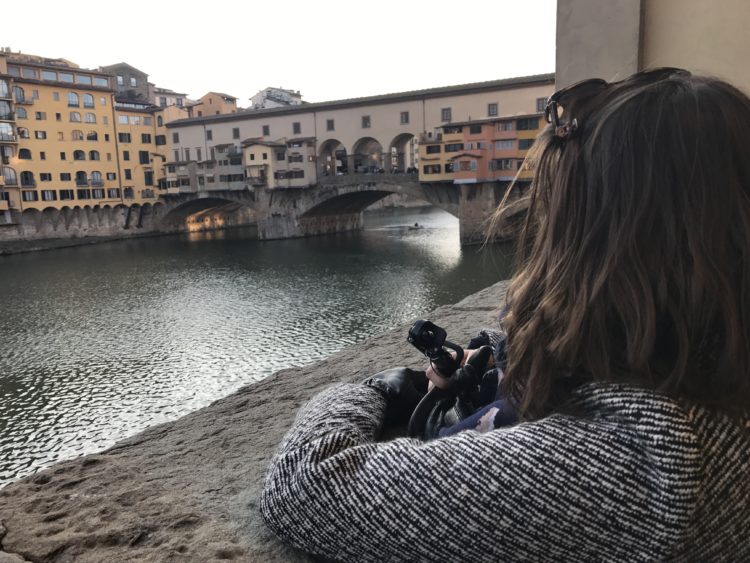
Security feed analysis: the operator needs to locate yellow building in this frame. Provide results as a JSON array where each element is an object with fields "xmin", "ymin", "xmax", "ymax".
[
  {"xmin": 113, "ymin": 105, "xmax": 160, "ymax": 204},
  {"xmin": 417, "ymin": 126, "xmax": 465, "ymax": 182},
  {"xmin": 186, "ymin": 92, "xmax": 239, "ymax": 118}
]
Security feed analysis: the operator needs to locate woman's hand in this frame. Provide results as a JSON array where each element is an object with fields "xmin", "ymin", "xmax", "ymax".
[{"xmin": 425, "ymin": 347, "xmax": 494, "ymax": 390}]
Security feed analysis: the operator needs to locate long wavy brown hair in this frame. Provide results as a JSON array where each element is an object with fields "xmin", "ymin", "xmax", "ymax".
[{"xmin": 496, "ymin": 71, "xmax": 750, "ymax": 420}]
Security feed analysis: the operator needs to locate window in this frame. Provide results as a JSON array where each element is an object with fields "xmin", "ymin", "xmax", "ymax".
[
  {"xmin": 59, "ymin": 72, "xmax": 74, "ymax": 83},
  {"xmin": 70, "ymin": 112, "xmax": 81, "ymax": 122},
  {"xmin": 157, "ymin": 116, "xmax": 163, "ymax": 127},
  {"xmin": 361, "ymin": 115, "xmax": 371, "ymax": 128},
  {"xmin": 72, "ymin": 130, "xmax": 84, "ymax": 141},
  {"xmin": 249, "ymin": 153, "xmax": 255, "ymax": 161},
  {"xmin": 117, "ymin": 75, "xmax": 124, "ymax": 86},
  {"xmin": 60, "ymin": 152, "xmax": 66, "ymax": 160},
  {"xmin": 22, "ymin": 191, "xmax": 39, "ymax": 201},
  {"xmin": 40, "ymin": 151, "xmax": 46, "ymax": 160},
  {"xmin": 76, "ymin": 75, "xmax": 92, "ymax": 86},
  {"xmin": 491, "ymin": 158, "xmax": 514, "ymax": 170},
  {"xmin": 516, "ymin": 117, "xmax": 539, "ymax": 130},
  {"xmin": 16, "ymin": 107, "xmax": 27, "ymax": 119},
  {"xmin": 469, "ymin": 124, "xmax": 482, "ymax": 134},
  {"xmin": 87, "ymin": 131, "xmax": 98, "ymax": 141},
  {"xmin": 173, "ymin": 149, "xmax": 179, "ymax": 161},
  {"xmin": 445, "ymin": 163, "xmax": 454, "ymax": 173},
  {"xmin": 518, "ymin": 139, "xmax": 535, "ymax": 150},
  {"xmin": 262, "ymin": 152, "xmax": 268, "ymax": 160},
  {"xmin": 89, "ymin": 150, "xmax": 100, "ymax": 161},
  {"xmin": 144, "ymin": 171, "xmax": 154, "ymax": 186},
  {"xmin": 67, "ymin": 92, "xmax": 79, "ymax": 107},
  {"xmin": 155, "ymin": 135, "xmax": 166, "ymax": 146},
  {"xmin": 262, "ymin": 125, "xmax": 270, "ymax": 136},
  {"xmin": 85, "ymin": 113, "xmax": 96, "ymax": 123},
  {"xmin": 172, "ymin": 132, "xmax": 179, "ymax": 143},
  {"xmin": 55, "ymin": 113, "xmax": 61, "ymax": 121},
  {"xmin": 35, "ymin": 111, "xmax": 47, "ymax": 120},
  {"xmin": 118, "ymin": 133, "xmax": 131, "ymax": 143},
  {"xmin": 106, "ymin": 172, "xmax": 117, "ymax": 181},
  {"xmin": 292, "ymin": 122, "xmax": 301, "ymax": 135},
  {"xmin": 423, "ymin": 164, "xmax": 441, "ymax": 174},
  {"xmin": 18, "ymin": 149, "xmax": 31, "ymax": 159},
  {"xmin": 176, "ymin": 98, "xmax": 183, "ymax": 107},
  {"xmin": 18, "ymin": 127, "xmax": 30, "ymax": 139},
  {"xmin": 488, "ymin": 103, "xmax": 498, "ymax": 117},
  {"xmin": 20, "ymin": 171, "xmax": 35, "ymax": 187},
  {"xmin": 124, "ymin": 188, "xmax": 134, "ymax": 199},
  {"xmin": 536, "ymin": 97, "xmax": 547, "ymax": 112},
  {"xmin": 123, "ymin": 150, "xmax": 130, "ymax": 161},
  {"xmin": 102, "ymin": 116, "xmax": 108, "ymax": 125},
  {"xmin": 232, "ymin": 127, "xmax": 240, "ymax": 139},
  {"xmin": 41, "ymin": 189, "xmax": 56, "ymax": 201},
  {"xmin": 60, "ymin": 173, "xmax": 71, "ymax": 181},
  {"xmin": 400, "ymin": 111, "xmax": 409, "ymax": 125},
  {"xmin": 83, "ymin": 94, "xmax": 95, "ymax": 108},
  {"xmin": 444, "ymin": 143, "xmax": 463, "ymax": 152},
  {"xmin": 141, "ymin": 133, "xmax": 151, "ymax": 144},
  {"xmin": 118, "ymin": 115, "xmax": 129, "ymax": 125},
  {"xmin": 129, "ymin": 116, "xmax": 140, "ymax": 126},
  {"xmin": 77, "ymin": 189, "xmax": 91, "ymax": 199},
  {"xmin": 206, "ymin": 129, "xmax": 212, "ymax": 141},
  {"xmin": 43, "ymin": 71, "xmax": 57, "ymax": 81},
  {"xmin": 441, "ymin": 108, "xmax": 452, "ymax": 122},
  {"xmin": 91, "ymin": 171, "xmax": 103, "ymax": 188},
  {"xmin": 498, "ymin": 121, "xmax": 513, "ymax": 131},
  {"xmin": 326, "ymin": 119, "xmax": 334, "ymax": 131},
  {"xmin": 21, "ymin": 67, "xmax": 37, "ymax": 79},
  {"xmin": 159, "ymin": 97, "xmax": 167, "ymax": 107},
  {"xmin": 60, "ymin": 189, "xmax": 74, "ymax": 200},
  {"xmin": 39, "ymin": 173, "xmax": 52, "ymax": 182},
  {"xmin": 52, "ymin": 92, "xmax": 60, "ymax": 101},
  {"xmin": 100, "ymin": 97, "xmax": 107, "ymax": 106},
  {"xmin": 425, "ymin": 145, "xmax": 441, "ymax": 154},
  {"xmin": 74, "ymin": 150, "xmax": 86, "ymax": 161},
  {"xmin": 196, "ymin": 148, "xmax": 202, "ymax": 161},
  {"xmin": 106, "ymin": 153, "xmax": 112, "ymax": 161},
  {"xmin": 495, "ymin": 139, "xmax": 514, "ymax": 150},
  {"xmin": 184, "ymin": 148, "xmax": 191, "ymax": 161},
  {"xmin": 130, "ymin": 77, "xmax": 137, "ymax": 87},
  {"xmin": 124, "ymin": 169, "xmax": 132, "ymax": 180},
  {"xmin": 35, "ymin": 130, "xmax": 47, "ymax": 140}
]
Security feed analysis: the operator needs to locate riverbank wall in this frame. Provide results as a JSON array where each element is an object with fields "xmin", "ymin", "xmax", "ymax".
[{"xmin": 0, "ymin": 280, "xmax": 508, "ymax": 562}]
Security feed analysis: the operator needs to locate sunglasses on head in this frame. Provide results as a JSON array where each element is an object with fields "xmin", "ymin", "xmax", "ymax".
[{"xmin": 544, "ymin": 67, "xmax": 692, "ymax": 139}]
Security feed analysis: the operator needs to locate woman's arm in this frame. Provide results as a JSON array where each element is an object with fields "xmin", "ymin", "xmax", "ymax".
[{"xmin": 260, "ymin": 383, "xmax": 694, "ymax": 562}]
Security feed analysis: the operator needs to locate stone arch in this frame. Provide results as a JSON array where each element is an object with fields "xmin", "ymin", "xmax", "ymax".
[
  {"xmin": 39, "ymin": 207, "xmax": 60, "ymax": 236},
  {"xmin": 351, "ymin": 137, "xmax": 385, "ymax": 173},
  {"xmin": 318, "ymin": 138, "xmax": 347, "ymax": 176},
  {"xmin": 388, "ymin": 133, "xmax": 418, "ymax": 173},
  {"xmin": 20, "ymin": 208, "xmax": 41, "ymax": 237},
  {"xmin": 60, "ymin": 206, "xmax": 74, "ymax": 230}
]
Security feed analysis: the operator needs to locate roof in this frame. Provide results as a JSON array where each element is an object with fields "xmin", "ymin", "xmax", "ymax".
[
  {"xmin": 99, "ymin": 62, "xmax": 149, "ymax": 77},
  {"xmin": 203, "ymin": 92, "xmax": 238, "ymax": 102},
  {"xmin": 446, "ymin": 112, "xmax": 544, "ymax": 128},
  {"xmin": 168, "ymin": 73, "xmax": 555, "ymax": 128},
  {"xmin": 241, "ymin": 138, "xmax": 286, "ymax": 148}
]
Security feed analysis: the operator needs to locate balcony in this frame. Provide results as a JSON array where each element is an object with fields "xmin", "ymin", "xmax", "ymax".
[
  {"xmin": 20, "ymin": 180, "xmax": 36, "ymax": 188},
  {"xmin": 76, "ymin": 180, "xmax": 90, "ymax": 187},
  {"xmin": 0, "ymin": 133, "xmax": 17, "ymax": 143},
  {"xmin": 0, "ymin": 112, "xmax": 14, "ymax": 121},
  {"xmin": 419, "ymin": 133, "xmax": 442, "ymax": 143},
  {"xmin": 247, "ymin": 176, "xmax": 267, "ymax": 187},
  {"xmin": 15, "ymin": 98, "xmax": 34, "ymax": 106},
  {"xmin": 90, "ymin": 180, "xmax": 104, "ymax": 187}
]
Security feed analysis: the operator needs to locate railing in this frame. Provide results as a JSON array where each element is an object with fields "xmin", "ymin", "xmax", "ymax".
[
  {"xmin": 247, "ymin": 176, "xmax": 267, "ymax": 186},
  {"xmin": 76, "ymin": 180, "xmax": 90, "ymax": 187},
  {"xmin": 15, "ymin": 98, "xmax": 34, "ymax": 105},
  {"xmin": 419, "ymin": 133, "xmax": 442, "ymax": 143},
  {"xmin": 21, "ymin": 180, "xmax": 36, "ymax": 187},
  {"xmin": 0, "ymin": 134, "xmax": 17, "ymax": 142},
  {"xmin": 0, "ymin": 112, "xmax": 14, "ymax": 121},
  {"xmin": 90, "ymin": 180, "xmax": 104, "ymax": 187}
]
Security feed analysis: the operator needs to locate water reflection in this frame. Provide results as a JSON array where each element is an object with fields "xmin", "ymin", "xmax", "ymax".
[{"xmin": 0, "ymin": 207, "xmax": 514, "ymax": 486}]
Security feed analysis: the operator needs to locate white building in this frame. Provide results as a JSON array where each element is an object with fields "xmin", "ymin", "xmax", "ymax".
[{"xmin": 250, "ymin": 87, "xmax": 303, "ymax": 109}]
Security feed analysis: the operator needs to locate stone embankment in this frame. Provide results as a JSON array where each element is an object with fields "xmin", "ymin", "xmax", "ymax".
[{"xmin": 0, "ymin": 281, "xmax": 507, "ymax": 562}]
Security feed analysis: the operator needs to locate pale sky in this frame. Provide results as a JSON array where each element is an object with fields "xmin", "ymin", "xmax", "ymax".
[{"xmin": 4, "ymin": 0, "xmax": 557, "ymax": 105}]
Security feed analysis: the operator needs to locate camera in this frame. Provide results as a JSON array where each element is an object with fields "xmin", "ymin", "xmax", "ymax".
[{"xmin": 407, "ymin": 320, "xmax": 463, "ymax": 377}]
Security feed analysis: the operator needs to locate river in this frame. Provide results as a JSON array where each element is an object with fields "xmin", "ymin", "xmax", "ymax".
[{"xmin": 0, "ymin": 207, "xmax": 515, "ymax": 486}]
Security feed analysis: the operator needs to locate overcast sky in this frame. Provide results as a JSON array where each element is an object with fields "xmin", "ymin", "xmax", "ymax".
[{"xmin": 4, "ymin": 0, "xmax": 556, "ymax": 105}]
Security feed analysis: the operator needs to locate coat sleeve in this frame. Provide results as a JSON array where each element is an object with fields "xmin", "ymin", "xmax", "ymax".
[{"xmin": 259, "ymin": 383, "xmax": 694, "ymax": 562}]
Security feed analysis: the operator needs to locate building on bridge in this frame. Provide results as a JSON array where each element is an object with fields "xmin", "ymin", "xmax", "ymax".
[{"xmin": 164, "ymin": 74, "xmax": 555, "ymax": 194}]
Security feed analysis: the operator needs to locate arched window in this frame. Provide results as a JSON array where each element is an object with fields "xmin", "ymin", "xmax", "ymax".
[
  {"xmin": 83, "ymin": 94, "xmax": 94, "ymax": 108},
  {"xmin": 72, "ymin": 130, "xmax": 84, "ymax": 141},
  {"xmin": 157, "ymin": 115, "xmax": 163, "ymax": 127},
  {"xmin": 15, "ymin": 107, "xmax": 27, "ymax": 119},
  {"xmin": 13, "ymin": 86, "xmax": 25, "ymax": 103},
  {"xmin": 0, "ymin": 101, "xmax": 10, "ymax": 119},
  {"xmin": 85, "ymin": 112, "xmax": 96, "ymax": 124},
  {"xmin": 75, "ymin": 171, "xmax": 88, "ymax": 186},
  {"xmin": 0, "ymin": 79, "xmax": 8, "ymax": 98},
  {"xmin": 91, "ymin": 171, "xmax": 102, "ymax": 185},
  {"xmin": 89, "ymin": 150, "xmax": 100, "ymax": 161},
  {"xmin": 20, "ymin": 171, "xmax": 35, "ymax": 187},
  {"xmin": 86, "ymin": 131, "xmax": 98, "ymax": 141},
  {"xmin": 70, "ymin": 112, "xmax": 81, "ymax": 123},
  {"xmin": 73, "ymin": 150, "xmax": 86, "ymax": 161},
  {"xmin": 67, "ymin": 92, "xmax": 79, "ymax": 107},
  {"xmin": 18, "ymin": 149, "xmax": 32, "ymax": 160},
  {"xmin": 3, "ymin": 167, "xmax": 17, "ymax": 185},
  {"xmin": 17, "ymin": 127, "xmax": 29, "ymax": 139}
]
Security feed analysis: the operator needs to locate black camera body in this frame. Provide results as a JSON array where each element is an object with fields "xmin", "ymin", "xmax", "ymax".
[{"xmin": 407, "ymin": 320, "xmax": 464, "ymax": 377}]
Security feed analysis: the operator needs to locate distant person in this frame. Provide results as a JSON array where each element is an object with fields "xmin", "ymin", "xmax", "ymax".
[{"xmin": 260, "ymin": 69, "xmax": 750, "ymax": 561}]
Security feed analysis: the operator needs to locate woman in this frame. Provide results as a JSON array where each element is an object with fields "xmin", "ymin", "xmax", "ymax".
[{"xmin": 260, "ymin": 69, "xmax": 750, "ymax": 561}]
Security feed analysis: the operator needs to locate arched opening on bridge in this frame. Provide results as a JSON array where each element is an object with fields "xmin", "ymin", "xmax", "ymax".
[
  {"xmin": 318, "ymin": 139, "xmax": 347, "ymax": 176},
  {"xmin": 162, "ymin": 197, "xmax": 257, "ymax": 234},
  {"xmin": 388, "ymin": 133, "xmax": 418, "ymax": 173},
  {"xmin": 351, "ymin": 137, "xmax": 384, "ymax": 173}
]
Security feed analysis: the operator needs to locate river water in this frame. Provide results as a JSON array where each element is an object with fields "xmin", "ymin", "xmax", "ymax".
[{"xmin": 0, "ymin": 207, "xmax": 514, "ymax": 486}]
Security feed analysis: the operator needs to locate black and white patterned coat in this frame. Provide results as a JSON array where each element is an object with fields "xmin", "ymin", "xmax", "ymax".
[{"xmin": 260, "ymin": 382, "xmax": 750, "ymax": 562}]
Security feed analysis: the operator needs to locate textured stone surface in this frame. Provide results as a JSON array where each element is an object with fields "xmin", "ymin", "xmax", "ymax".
[{"xmin": 0, "ymin": 281, "xmax": 507, "ymax": 562}]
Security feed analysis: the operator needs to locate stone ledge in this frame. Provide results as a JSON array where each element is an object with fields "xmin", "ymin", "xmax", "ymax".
[{"xmin": 0, "ymin": 281, "xmax": 508, "ymax": 562}]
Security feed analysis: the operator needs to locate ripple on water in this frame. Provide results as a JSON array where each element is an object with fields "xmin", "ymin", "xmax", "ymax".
[{"xmin": 0, "ymin": 209, "xmax": 515, "ymax": 486}]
